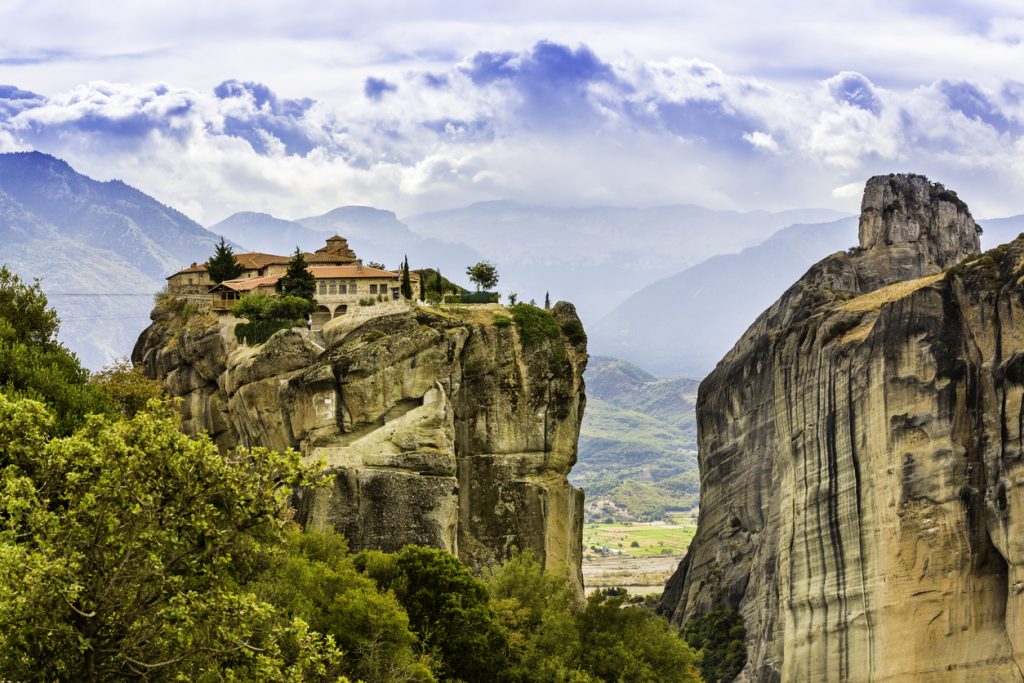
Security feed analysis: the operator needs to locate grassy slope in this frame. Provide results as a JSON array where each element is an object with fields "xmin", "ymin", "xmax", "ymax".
[{"xmin": 572, "ymin": 356, "xmax": 701, "ymax": 521}]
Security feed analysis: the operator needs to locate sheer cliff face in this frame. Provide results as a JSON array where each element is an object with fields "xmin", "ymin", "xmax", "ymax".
[
  {"xmin": 659, "ymin": 175, "xmax": 1024, "ymax": 681},
  {"xmin": 133, "ymin": 302, "xmax": 587, "ymax": 592}
]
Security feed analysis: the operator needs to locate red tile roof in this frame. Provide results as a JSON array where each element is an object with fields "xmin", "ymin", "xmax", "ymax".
[
  {"xmin": 309, "ymin": 265, "xmax": 400, "ymax": 279},
  {"xmin": 218, "ymin": 275, "xmax": 281, "ymax": 292},
  {"xmin": 236, "ymin": 252, "xmax": 290, "ymax": 269}
]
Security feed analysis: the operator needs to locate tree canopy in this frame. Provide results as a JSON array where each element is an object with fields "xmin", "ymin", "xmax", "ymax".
[
  {"xmin": 466, "ymin": 261, "xmax": 499, "ymax": 292},
  {"xmin": 0, "ymin": 394, "xmax": 344, "ymax": 681},
  {"xmin": 207, "ymin": 236, "xmax": 245, "ymax": 284},
  {"xmin": 401, "ymin": 256, "xmax": 413, "ymax": 299},
  {"xmin": 0, "ymin": 266, "xmax": 109, "ymax": 434},
  {"xmin": 279, "ymin": 248, "xmax": 317, "ymax": 302}
]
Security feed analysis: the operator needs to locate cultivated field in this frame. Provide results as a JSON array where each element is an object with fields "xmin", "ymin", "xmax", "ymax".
[{"xmin": 582, "ymin": 516, "xmax": 697, "ymax": 595}]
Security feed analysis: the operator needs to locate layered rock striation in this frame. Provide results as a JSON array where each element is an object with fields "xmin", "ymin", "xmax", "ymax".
[
  {"xmin": 659, "ymin": 174, "xmax": 1024, "ymax": 681},
  {"xmin": 133, "ymin": 301, "xmax": 588, "ymax": 592}
]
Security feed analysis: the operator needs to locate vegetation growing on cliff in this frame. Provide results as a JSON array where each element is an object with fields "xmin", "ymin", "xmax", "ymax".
[
  {"xmin": 207, "ymin": 236, "xmax": 245, "ymax": 283},
  {"xmin": 1, "ymin": 281, "xmax": 699, "ymax": 681},
  {"xmin": 0, "ymin": 266, "xmax": 126, "ymax": 434},
  {"xmin": 509, "ymin": 302, "xmax": 561, "ymax": 346},
  {"xmin": 683, "ymin": 608, "xmax": 747, "ymax": 683},
  {"xmin": 232, "ymin": 293, "xmax": 315, "ymax": 344}
]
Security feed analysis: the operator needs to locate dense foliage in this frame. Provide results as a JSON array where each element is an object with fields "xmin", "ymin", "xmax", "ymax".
[
  {"xmin": 279, "ymin": 248, "xmax": 317, "ymax": 302},
  {"xmin": 683, "ymin": 607, "xmax": 747, "ymax": 683},
  {"xmin": 232, "ymin": 294, "xmax": 315, "ymax": 344},
  {"xmin": 509, "ymin": 303, "xmax": 561, "ymax": 346},
  {"xmin": 0, "ymin": 267, "xmax": 111, "ymax": 434},
  {"xmin": 207, "ymin": 236, "xmax": 245, "ymax": 283},
  {"xmin": 465, "ymin": 260, "xmax": 499, "ymax": 291},
  {"xmin": 0, "ymin": 394, "xmax": 346, "ymax": 681},
  {"xmin": 89, "ymin": 358, "xmax": 165, "ymax": 418},
  {"xmin": 486, "ymin": 553, "xmax": 701, "ymax": 683},
  {"xmin": 357, "ymin": 546, "xmax": 510, "ymax": 682}
]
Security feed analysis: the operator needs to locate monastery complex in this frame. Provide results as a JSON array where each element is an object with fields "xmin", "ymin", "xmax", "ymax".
[{"xmin": 166, "ymin": 235, "xmax": 419, "ymax": 329}]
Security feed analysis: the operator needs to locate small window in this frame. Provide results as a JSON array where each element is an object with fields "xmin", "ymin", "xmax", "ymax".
[
  {"xmin": 379, "ymin": 286, "xmax": 388, "ymax": 295},
  {"xmin": 369, "ymin": 284, "xmax": 378, "ymax": 294},
  {"xmin": 339, "ymin": 284, "xmax": 347, "ymax": 294},
  {"xmin": 187, "ymin": 277, "xmax": 193, "ymax": 285},
  {"xmin": 319, "ymin": 281, "xmax": 327, "ymax": 295},
  {"xmin": 350, "ymin": 282, "xmax": 358, "ymax": 294},
  {"xmin": 328, "ymin": 283, "xmax": 337, "ymax": 295}
]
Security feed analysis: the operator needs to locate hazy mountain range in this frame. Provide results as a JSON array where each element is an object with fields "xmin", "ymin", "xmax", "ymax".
[
  {"xmin": 586, "ymin": 213, "xmax": 1024, "ymax": 377},
  {"xmin": 3, "ymin": 150, "xmax": 1021, "ymax": 379},
  {"xmin": 0, "ymin": 152, "xmax": 220, "ymax": 369},
  {"xmin": 209, "ymin": 207, "xmax": 481, "ymax": 278},
  {"xmin": 403, "ymin": 201, "xmax": 849, "ymax": 320}
]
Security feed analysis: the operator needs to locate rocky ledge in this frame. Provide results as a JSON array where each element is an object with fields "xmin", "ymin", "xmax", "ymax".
[
  {"xmin": 659, "ymin": 174, "xmax": 1024, "ymax": 681},
  {"xmin": 133, "ymin": 301, "xmax": 588, "ymax": 592}
]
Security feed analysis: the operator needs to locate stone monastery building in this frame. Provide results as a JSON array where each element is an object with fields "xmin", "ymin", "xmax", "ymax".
[{"xmin": 166, "ymin": 235, "xmax": 418, "ymax": 328}]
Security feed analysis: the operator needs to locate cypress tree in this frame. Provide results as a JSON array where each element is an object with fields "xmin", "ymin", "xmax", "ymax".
[
  {"xmin": 418, "ymin": 269, "xmax": 425, "ymax": 301},
  {"xmin": 545, "ymin": 291, "xmax": 551, "ymax": 309},
  {"xmin": 401, "ymin": 256, "xmax": 413, "ymax": 299},
  {"xmin": 278, "ymin": 247, "xmax": 316, "ymax": 303},
  {"xmin": 206, "ymin": 236, "xmax": 244, "ymax": 284}
]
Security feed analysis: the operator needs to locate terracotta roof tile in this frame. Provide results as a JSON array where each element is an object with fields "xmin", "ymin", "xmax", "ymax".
[
  {"xmin": 218, "ymin": 275, "xmax": 281, "ymax": 292},
  {"xmin": 308, "ymin": 265, "xmax": 400, "ymax": 279}
]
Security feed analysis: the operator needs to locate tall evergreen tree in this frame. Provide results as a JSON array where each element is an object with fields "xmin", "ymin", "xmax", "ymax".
[
  {"xmin": 544, "ymin": 291, "xmax": 551, "ymax": 309},
  {"xmin": 278, "ymin": 248, "xmax": 316, "ymax": 303},
  {"xmin": 401, "ymin": 256, "xmax": 413, "ymax": 299},
  {"xmin": 418, "ymin": 270, "xmax": 425, "ymax": 301},
  {"xmin": 207, "ymin": 236, "xmax": 244, "ymax": 284}
]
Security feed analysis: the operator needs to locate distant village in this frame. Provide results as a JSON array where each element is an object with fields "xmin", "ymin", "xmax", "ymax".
[{"xmin": 166, "ymin": 235, "xmax": 424, "ymax": 329}]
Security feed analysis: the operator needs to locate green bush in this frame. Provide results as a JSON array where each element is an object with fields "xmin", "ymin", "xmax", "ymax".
[
  {"xmin": 0, "ymin": 266, "xmax": 112, "ymax": 434},
  {"xmin": 232, "ymin": 294, "xmax": 314, "ymax": 324},
  {"xmin": 683, "ymin": 607, "xmax": 747, "ymax": 683},
  {"xmin": 235, "ymin": 319, "xmax": 295, "ymax": 345},
  {"xmin": 461, "ymin": 291, "xmax": 500, "ymax": 304},
  {"xmin": 359, "ymin": 297, "xmax": 377, "ymax": 306},
  {"xmin": 560, "ymin": 317, "xmax": 587, "ymax": 346},
  {"xmin": 232, "ymin": 294, "xmax": 314, "ymax": 345},
  {"xmin": 493, "ymin": 316, "xmax": 512, "ymax": 328},
  {"xmin": 509, "ymin": 304, "xmax": 560, "ymax": 347},
  {"xmin": 355, "ymin": 546, "xmax": 509, "ymax": 682}
]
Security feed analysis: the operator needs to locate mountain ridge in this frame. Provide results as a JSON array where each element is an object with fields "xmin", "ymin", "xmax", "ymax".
[{"xmin": 0, "ymin": 152, "xmax": 224, "ymax": 368}]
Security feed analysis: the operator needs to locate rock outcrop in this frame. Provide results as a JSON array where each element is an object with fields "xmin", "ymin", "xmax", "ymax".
[
  {"xmin": 133, "ymin": 301, "xmax": 588, "ymax": 592},
  {"xmin": 658, "ymin": 174, "xmax": 1024, "ymax": 681}
]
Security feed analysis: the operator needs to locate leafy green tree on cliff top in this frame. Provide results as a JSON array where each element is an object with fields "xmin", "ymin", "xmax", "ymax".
[
  {"xmin": 207, "ymin": 236, "xmax": 245, "ymax": 284},
  {"xmin": 466, "ymin": 261, "xmax": 499, "ymax": 292},
  {"xmin": 279, "ymin": 247, "xmax": 317, "ymax": 303}
]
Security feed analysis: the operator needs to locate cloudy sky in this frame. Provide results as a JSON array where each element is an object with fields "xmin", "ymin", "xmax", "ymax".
[{"xmin": 1, "ymin": 0, "xmax": 1023, "ymax": 222}]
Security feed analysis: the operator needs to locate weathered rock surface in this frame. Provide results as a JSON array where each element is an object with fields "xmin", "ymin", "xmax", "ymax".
[
  {"xmin": 659, "ymin": 174, "xmax": 1024, "ymax": 681},
  {"xmin": 133, "ymin": 302, "xmax": 588, "ymax": 592}
]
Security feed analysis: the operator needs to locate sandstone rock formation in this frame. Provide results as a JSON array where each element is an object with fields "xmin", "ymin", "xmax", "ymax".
[
  {"xmin": 659, "ymin": 174, "xmax": 1024, "ymax": 681},
  {"xmin": 133, "ymin": 301, "xmax": 588, "ymax": 592}
]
